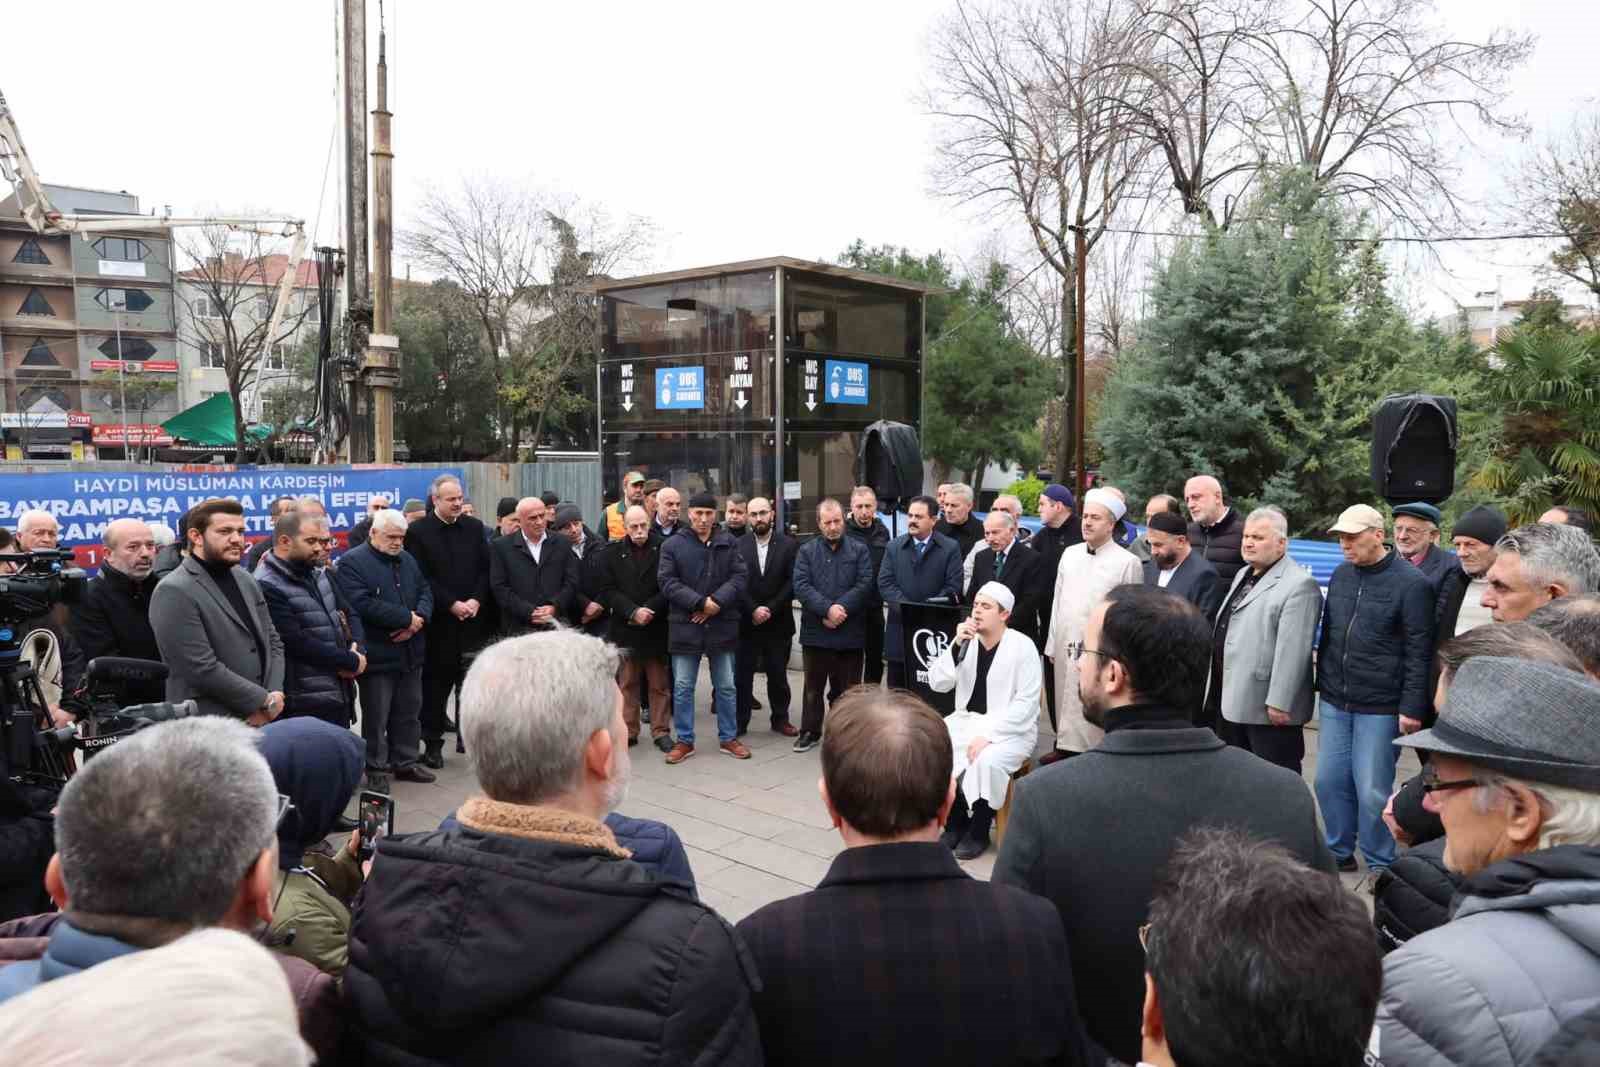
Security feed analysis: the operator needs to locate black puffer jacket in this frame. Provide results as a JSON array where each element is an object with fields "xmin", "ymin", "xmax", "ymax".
[
  {"xmin": 1317, "ymin": 549, "xmax": 1436, "ymax": 716},
  {"xmin": 257, "ymin": 554, "xmax": 366, "ymax": 725},
  {"xmin": 1374, "ymin": 837, "xmax": 1461, "ymax": 954},
  {"xmin": 844, "ymin": 515, "xmax": 891, "ymax": 606},
  {"xmin": 345, "ymin": 800, "xmax": 762, "ymax": 1067},
  {"xmin": 1187, "ymin": 507, "xmax": 1245, "ymax": 585},
  {"xmin": 71, "ymin": 563, "xmax": 164, "ymax": 704}
]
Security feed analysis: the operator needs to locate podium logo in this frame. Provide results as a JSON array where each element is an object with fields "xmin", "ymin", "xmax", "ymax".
[{"xmin": 912, "ymin": 627, "xmax": 949, "ymax": 671}]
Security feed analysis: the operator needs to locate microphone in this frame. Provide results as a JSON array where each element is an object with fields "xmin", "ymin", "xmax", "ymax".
[{"xmin": 85, "ymin": 657, "xmax": 170, "ymax": 686}]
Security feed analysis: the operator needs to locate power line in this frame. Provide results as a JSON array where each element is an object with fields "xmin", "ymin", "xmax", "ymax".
[{"xmin": 1090, "ymin": 224, "xmax": 1579, "ymax": 245}]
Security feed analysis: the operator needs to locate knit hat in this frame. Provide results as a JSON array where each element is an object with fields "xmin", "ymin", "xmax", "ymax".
[
  {"xmin": 1452, "ymin": 504, "xmax": 1508, "ymax": 547},
  {"xmin": 1147, "ymin": 511, "xmax": 1188, "ymax": 536},
  {"xmin": 1392, "ymin": 501, "xmax": 1442, "ymax": 526},
  {"xmin": 687, "ymin": 491, "xmax": 717, "ymax": 511},
  {"xmin": 496, "ymin": 496, "xmax": 518, "ymax": 520},
  {"xmin": 1041, "ymin": 484, "xmax": 1075, "ymax": 508},
  {"xmin": 551, "ymin": 504, "xmax": 583, "ymax": 530}
]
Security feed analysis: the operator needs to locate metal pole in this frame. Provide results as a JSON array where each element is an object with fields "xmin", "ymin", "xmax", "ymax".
[
  {"xmin": 1073, "ymin": 226, "xmax": 1088, "ymax": 501},
  {"xmin": 114, "ymin": 302, "xmax": 128, "ymax": 458},
  {"xmin": 773, "ymin": 269, "xmax": 785, "ymax": 531}
]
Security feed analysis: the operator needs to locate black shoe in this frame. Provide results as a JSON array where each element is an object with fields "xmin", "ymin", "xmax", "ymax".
[
  {"xmin": 334, "ymin": 814, "xmax": 360, "ymax": 833},
  {"xmin": 752, "ymin": 697, "xmax": 763, "ymax": 711},
  {"xmin": 1337, "ymin": 855, "xmax": 1359, "ymax": 873},
  {"xmin": 939, "ymin": 827, "xmax": 965, "ymax": 850},
  {"xmin": 654, "ymin": 735, "xmax": 674, "ymax": 754},
  {"xmin": 394, "ymin": 765, "xmax": 437, "ymax": 784},
  {"xmin": 792, "ymin": 731, "xmax": 820, "ymax": 753},
  {"xmin": 456, "ymin": 735, "xmax": 466, "ymax": 755},
  {"xmin": 737, "ymin": 724, "xmax": 750, "ymax": 738},
  {"xmin": 954, "ymin": 829, "xmax": 991, "ymax": 861},
  {"xmin": 421, "ymin": 743, "xmax": 444, "ymax": 770},
  {"xmin": 628, "ymin": 736, "xmax": 639, "ymax": 747}
]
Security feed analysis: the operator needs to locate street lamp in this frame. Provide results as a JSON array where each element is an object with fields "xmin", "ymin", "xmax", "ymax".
[{"xmin": 111, "ymin": 298, "xmax": 129, "ymax": 458}]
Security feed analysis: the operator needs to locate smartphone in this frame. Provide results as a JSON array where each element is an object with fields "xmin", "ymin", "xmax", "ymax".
[{"xmin": 357, "ymin": 788, "xmax": 394, "ymax": 864}]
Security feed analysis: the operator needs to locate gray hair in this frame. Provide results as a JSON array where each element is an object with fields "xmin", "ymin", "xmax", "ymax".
[
  {"xmin": 294, "ymin": 495, "xmax": 326, "ymax": 514},
  {"xmin": 0, "ymin": 928, "xmax": 311, "ymax": 1065},
  {"xmin": 461, "ymin": 631, "xmax": 620, "ymax": 805},
  {"xmin": 16, "ymin": 509, "xmax": 57, "ymax": 534},
  {"xmin": 55, "ymin": 718, "xmax": 278, "ymax": 926},
  {"xmin": 370, "ymin": 508, "xmax": 408, "ymax": 535},
  {"xmin": 1471, "ymin": 774, "xmax": 1600, "ymax": 850},
  {"xmin": 1497, "ymin": 522, "xmax": 1600, "ymax": 596},
  {"xmin": 946, "ymin": 483, "xmax": 974, "ymax": 505},
  {"xmin": 430, "ymin": 473, "xmax": 462, "ymax": 497},
  {"xmin": 1526, "ymin": 594, "xmax": 1600, "ymax": 676},
  {"xmin": 993, "ymin": 494, "xmax": 1022, "ymax": 513},
  {"xmin": 150, "ymin": 523, "xmax": 176, "ymax": 547},
  {"xmin": 1245, "ymin": 507, "xmax": 1289, "ymax": 539},
  {"xmin": 817, "ymin": 498, "xmax": 844, "ymax": 518},
  {"xmin": 984, "ymin": 509, "xmax": 1016, "ymax": 530}
]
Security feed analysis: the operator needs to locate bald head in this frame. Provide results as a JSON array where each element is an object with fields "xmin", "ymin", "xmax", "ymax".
[
  {"xmin": 624, "ymin": 504, "xmax": 652, "ymax": 545},
  {"xmin": 1184, "ymin": 476, "xmax": 1225, "ymax": 526},
  {"xmin": 516, "ymin": 496, "xmax": 549, "ymax": 542},
  {"xmin": 104, "ymin": 518, "xmax": 156, "ymax": 580}
]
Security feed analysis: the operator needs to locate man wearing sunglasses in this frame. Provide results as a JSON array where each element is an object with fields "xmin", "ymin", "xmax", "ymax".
[{"xmin": 1377, "ymin": 656, "xmax": 1600, "ymax": 1067}]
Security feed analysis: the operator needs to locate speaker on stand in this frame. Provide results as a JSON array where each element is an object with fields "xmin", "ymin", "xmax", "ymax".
[
  {"xmin": 857, "ymin": 420, "xmax": 924, "ymax": 537},
  {"xmin": 1372, "ymin": 394, "xmax": 1458, "ymax": 505}
]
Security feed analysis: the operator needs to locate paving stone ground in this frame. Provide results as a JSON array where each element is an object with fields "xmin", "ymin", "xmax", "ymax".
[{"xmin": 367, "ymin": 661, "xmax": 1414, "ymax": 922}]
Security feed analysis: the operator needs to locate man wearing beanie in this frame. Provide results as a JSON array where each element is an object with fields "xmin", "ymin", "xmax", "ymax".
[
  {"xmin": 494, "ymin": 496, "xmax": 520, "ymax": 539},
  {"xmin": 1441, "ymin": 505, "xmax": 1506, "ymax": 637},
  {"xmin": 1376, "ymin": 656, "xmax": 1600, "ymax": 1065}
]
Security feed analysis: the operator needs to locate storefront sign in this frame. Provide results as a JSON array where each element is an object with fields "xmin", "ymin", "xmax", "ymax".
[
  {"xmin": 825, "ymin": 359, "xmax": 869, "ymax": 404},
  {"xmin": 655, "ymin": 366, "xmax": 704, "ymax": 410},
  {"xmin": 89, "ymin": 360, "xmax": 178, "ymax": 373},
  {"xmin": 0, "ymin": 411, "xmax": 93, "ymax": 429},
  {"xmin": 92, "ymin": 424, "xmax": 175, "ymax": 446}
]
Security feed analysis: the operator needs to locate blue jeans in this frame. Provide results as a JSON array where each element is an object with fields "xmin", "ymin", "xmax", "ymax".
[
  {"xmin": 672, "ymin": 651, "xmax": 736, "ymax": 746},
  {"xmin": 1314, "ymin": 699, "xmax": 1401, "ymax": 870}
]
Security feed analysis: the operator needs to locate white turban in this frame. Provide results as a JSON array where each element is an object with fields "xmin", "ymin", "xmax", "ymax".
[
  {"xmin": 974, "ymin": 581, "xmax": 1015, "ymax": 612},
  {"xmin": 1083, "ymin": 487, "xmax": 1127, "ymax": 522}
]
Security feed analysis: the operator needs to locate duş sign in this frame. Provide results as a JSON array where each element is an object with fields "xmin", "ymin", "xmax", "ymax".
[{"xmin": 655, "ymin": 367, "xmax": 705, "ymax": 410}]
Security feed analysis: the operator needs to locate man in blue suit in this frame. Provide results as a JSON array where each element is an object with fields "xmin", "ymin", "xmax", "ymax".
[{"xmin": 878, "ymin": 494, "xmax": 962, "ymax": 690}]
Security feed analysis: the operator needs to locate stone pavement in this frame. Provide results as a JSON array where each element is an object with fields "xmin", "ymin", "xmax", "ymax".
[{"xmin": 371, "ymin": 662, "xmax": 1413, "ymax": 923}]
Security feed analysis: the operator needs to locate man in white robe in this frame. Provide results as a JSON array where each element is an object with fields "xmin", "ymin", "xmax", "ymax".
[
  {"xmin": 928, "ymin": 581, "xmax": 1040, "ymax": 860},
  {"xmin": 1042, "ymin": 487, "xmax": 1143, "ymax": 760}
]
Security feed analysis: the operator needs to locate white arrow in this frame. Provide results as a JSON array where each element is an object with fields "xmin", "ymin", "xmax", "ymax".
[
  {"xmin": 805, "ymin": 392, "xmax": 817, "ymax": 412},
  {"xmin": 734, "ymin": 390, "xmax": 747, "ymax": 410},
  {"xmin": 621, "ymin": 395, "xmax": 633, "ymax": 412}
]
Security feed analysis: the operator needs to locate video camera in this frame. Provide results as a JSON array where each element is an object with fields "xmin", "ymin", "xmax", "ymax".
[{"xmin": 0, "ymin": 548, "xmax": 86, "ymax": 643}]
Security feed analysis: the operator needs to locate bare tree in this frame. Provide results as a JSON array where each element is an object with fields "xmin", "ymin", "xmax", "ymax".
[
  {"xmin": 1243, "ymin": 0, "xmax": 1533, "ymax": 231},
  {"xmin": 401, "ymin": 177, "xmax": 546, "ymax": 453},
  {"xmin": 175, "ymin": 226, "xmax": 311, "ymax": 461},
  {"xmin": 928, "ymin": 0, "xmax": 1153, "ymax": 482},
  {"xmin": 1516, "ymin": 106, "xmax": 1600, "ymax": 300}
]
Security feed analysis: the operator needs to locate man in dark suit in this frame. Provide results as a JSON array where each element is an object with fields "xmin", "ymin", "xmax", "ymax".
[
  {"xmin": 403, "ymin": 474, "xmax": 492, "ymax": 769},
  {"xmin": 967, "ymin": 510, "xmax": 1042, "ymax": 642},
  {"xmin": 489, "ymin": 497, "xmax": 579, "ymax": 636},
  {"xmin": 878, "ymin": 495, "xmax": 963, "ymax": 690},
  {"xmin": 736, "ymin": 686, "xmax": 1099, "ymax": 1067},
  {"xmin": 1142, "ymin": 510, "xmax": 1224, "ymax": 621},
  {"xmin": 994, "ymin": 586, "xmax": 1334, "ymax": 1064},
  {"xmin": 149, "ymin": 498, "xmax": 285, "ymax": 723},
  {"xmin": 550, "ymin": 504, "xmax": 609, "ymax": 637},
  {"xmin": 735, "ymin": 496, "xmax": 798, "ymax": 737},
  {"xmin": 605, "ymin": 505, "xmax": 673, "ymax": 751}
]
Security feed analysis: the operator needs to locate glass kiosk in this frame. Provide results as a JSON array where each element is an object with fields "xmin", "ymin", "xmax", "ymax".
[{"xmin": 596, "ymin": 257, "xmax": 930, "ymax": 533}]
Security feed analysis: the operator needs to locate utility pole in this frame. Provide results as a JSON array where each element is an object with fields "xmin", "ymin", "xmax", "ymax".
[
  {"xmin": 367, "ymin": 9, "xmax": 400, "ymax": 462},
  {"xmin": 1073, "ymin": 225, "xmax": 1088, "ymax": 500},
  {"xmin": 342, "ymin": 0, "xmax": 372, "ymax": 462}
]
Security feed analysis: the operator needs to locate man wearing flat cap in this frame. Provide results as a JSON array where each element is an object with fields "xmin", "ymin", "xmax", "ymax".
[
  {"xmin": 1376, "ymin": 656, "xmax": 1600, "ymax": 1066},
  {"xmin": 1392, "ymin": 502, "xmax": 1454, "ymax": 587},
  {"xmin": 927, "ymin": 581, "xmax": 1040, "ymax": 860},
  {"xmin": 1042, "ymin": 486, "xmax": 1143, "ymax": 761},
  {"xmin": 1315, "ymin": 503, "xmax": 1436, "ymax": 879},
  {"xmin": 552, "ymin": 504, "xmax": 609, "ymax": 638}
]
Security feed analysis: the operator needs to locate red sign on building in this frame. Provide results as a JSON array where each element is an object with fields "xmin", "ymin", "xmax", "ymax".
[
  {"xmin": 92, "ymin": 424, "xmax": 174, "ymax": 446},
  {"xmin": 89, "ymin": 360, "xmax": 179, "ymax": 373}
]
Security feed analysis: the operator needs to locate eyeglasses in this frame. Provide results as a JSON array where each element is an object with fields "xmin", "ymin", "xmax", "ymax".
[
  {"xmin": 1066, "ymin": 642, "xmax": 1114, "ymax": 663},
  {"xmin": 1420, "ymin": 764, "xmax": 1478, "ymax": 795}
]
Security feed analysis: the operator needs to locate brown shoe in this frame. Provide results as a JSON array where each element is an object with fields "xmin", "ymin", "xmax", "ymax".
[
  {"xmin": 665, "ymin": 742, "xmax": 695, "ymax": 765},
  {"xmin": 720, "ymin": 739, "xmax": 752, "ymax": 759},
  {"xmin": 772, "ymin": 721, "xmax": 799, "ymax": 737}
]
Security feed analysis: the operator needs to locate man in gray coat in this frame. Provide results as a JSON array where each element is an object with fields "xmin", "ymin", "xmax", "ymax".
[
  {"xmin": 1205, "ymin": 506, "xmax": 1321, "ymax": 773},
  {"xmin": 149, "ymin": 499, "xmax": 285, "ymax": 724},
  {"xmin": 1376, "ymin": 656, "xmax": 1600, "ymax": 1066}
]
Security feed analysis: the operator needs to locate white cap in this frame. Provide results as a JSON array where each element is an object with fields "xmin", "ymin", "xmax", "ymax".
[
  {"xmin": 1083, "ymin": 487, "xmax": 1127, "ymax": 522},
  {"xmin": 974, "ymin": 581, "xmax": 1015, "ymax": 612}
]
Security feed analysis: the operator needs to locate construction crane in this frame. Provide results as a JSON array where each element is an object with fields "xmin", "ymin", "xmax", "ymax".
[{"xmin": 0, "ymin": 86, "xmax": 323, "ymax": 449}]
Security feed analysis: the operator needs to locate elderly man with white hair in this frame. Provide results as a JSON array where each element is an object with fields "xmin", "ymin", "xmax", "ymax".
[
  {"xmin": 336, "ymin": 508, "xmax": 435, "ymax": 784},
  {"xmin": 928, "ymin": 581, "xmax": 1041, "ymax": 860},
  {"xmin": 14, "ymin": 509, "xmax": 60, "ymax": 551},
  {"xmin": 345, "ymin": 630, "xmax": 762, "ymax": 1066},
  {"xmin": 1043, "ymin": 486, "xmax": 1143, "ymax": 761}
]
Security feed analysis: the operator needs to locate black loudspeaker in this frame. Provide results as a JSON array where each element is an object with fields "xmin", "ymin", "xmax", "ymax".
[
  {"xmin": 856, "ymin": 421, "xmax": 924, "ymax": 505},
  {"xmin": 1371, "ymin": 393, "xmax": 1457, "ymax": 505}
]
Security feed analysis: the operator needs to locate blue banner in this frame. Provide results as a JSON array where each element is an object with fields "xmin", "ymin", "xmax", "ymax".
[
  {"xmin": 0, "ymin": 466, "xmax": 462, "ymax": 571},
  {"xmin": 824, "ymin": 359, "xmax": 869, "ymax": 405},
  {"xmin": 655, "ymin": 367, "xmax": 705, "ymax": 410}
]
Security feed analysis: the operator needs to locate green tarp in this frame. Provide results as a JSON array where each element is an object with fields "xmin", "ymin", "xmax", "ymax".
[{"xmin": 160, "ymin": 393, "xmax": 270, "ymax": 446}]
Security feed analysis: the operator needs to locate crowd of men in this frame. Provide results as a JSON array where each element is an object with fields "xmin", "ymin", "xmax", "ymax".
[{"xmin": 1, "ymin": 466, "xmax": 1599, "ymax": 1066}]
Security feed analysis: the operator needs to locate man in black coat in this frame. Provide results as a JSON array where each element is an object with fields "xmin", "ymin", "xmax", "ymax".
[
  {"xmin": 489, "ymin": 497, "xmax": 579, "ymax": 637},
  {"xmin": 934, "ymin": 482, "xmax": 985, "ymax": 559},
  {"xmin": 845, "ymin": 487, "xmax": 891, "ymax": 684},
  {"xmin": 994, "ymin": 585, "xmax": 1334, "ymax": 1064},
  {"xmin": 605, "ymin": 506, "xmax": 672, "ymax": 751},
  {"xmin": 71, "ymin": 518, "xmax": 164, "ymax": 704},
  {"xmin": 735, "ymin": 496, "xmax": 797, "ymax": 738},
  {"xmin": 404, "ymin": 475, "xmax": 492, "ymax": 769},
  {"xmin": 1183, "ymin": 474, "xmax": 1246, "ymax": 584},
  {"xmin": 1141, "ymin": 510, "xmax": 1224, "ymax": 622},
  {"xmin": 1033, "ymin": 484, "xmax": 1083, "ymax": 732},
  {"xmin": 967, "ymin": 510, "xmax": 1042, "ymax": 642},
  {"xmin": 550, "ymin": 504, "xmax": 608, "ymax": 637},
  {"xmin": 344, "ymin": 632, "xmax": 762, "ymax": 1067},
  {"xmin": 736, "ymin": 686, "xmax": 1099, "ymax": 1067},
  {"xmin": 345, "ymin": 495, "xmax": 391, "ymax": 551}
]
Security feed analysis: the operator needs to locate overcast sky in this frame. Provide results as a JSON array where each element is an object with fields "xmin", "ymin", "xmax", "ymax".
[{"xmin": 4, "ymin": 0, "xmax": 1594, "ymax": 316}]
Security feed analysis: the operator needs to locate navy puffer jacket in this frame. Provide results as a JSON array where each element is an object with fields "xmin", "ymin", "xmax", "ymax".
[
  {"xmin": 257, "ymin": 553, "xmax": 366, "ymax": 723},
  {"xmin": 1317, "ymin": 549, "xmax": 1436, "ymax": 716},
  {"xmin": 793, "ymin": 534, "xmax": 874, "ymax": 650},
  {"xmin": 659, "ymin": 528, "xmax": 748, "ymax": 654},
  {"xmin": 335, "ymin": 543, "xmax": 433, "ymax": 673}
]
